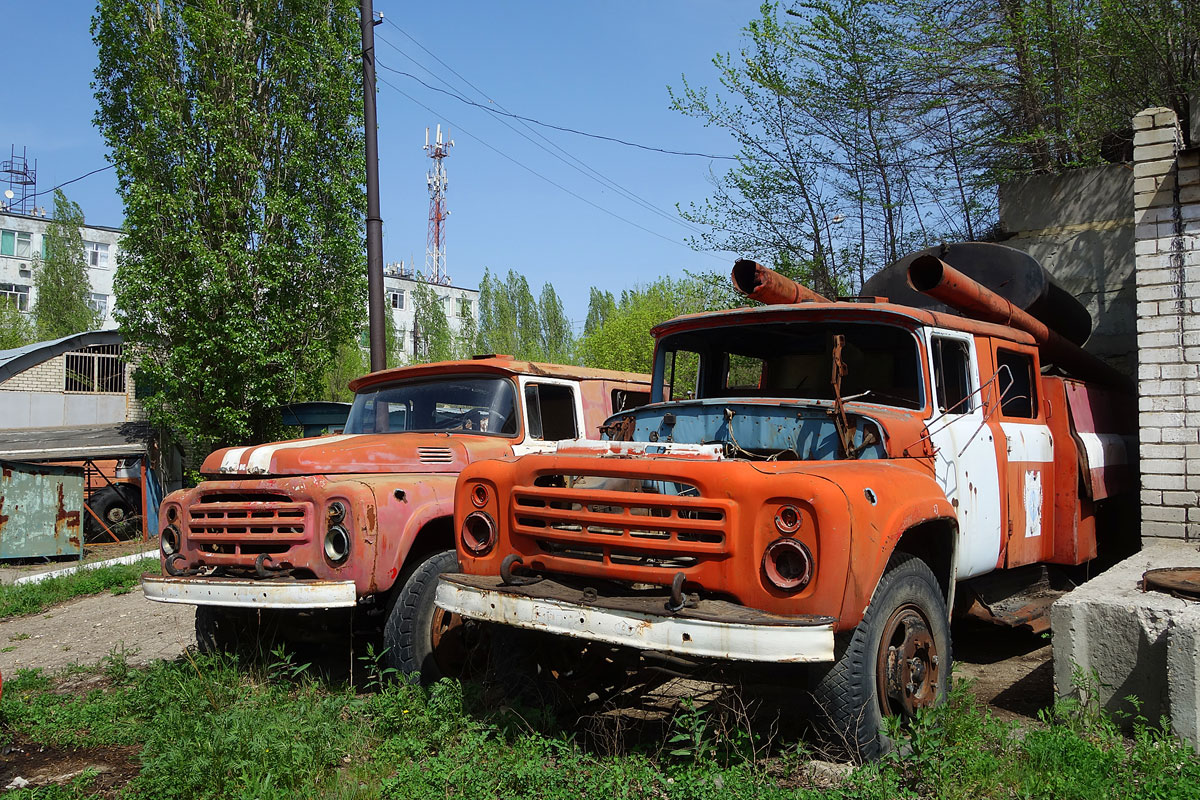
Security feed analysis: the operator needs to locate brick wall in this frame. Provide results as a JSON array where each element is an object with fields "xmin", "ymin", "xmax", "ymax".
[
  {"xmin": 0, "ymin": 354, "xmax": 64, "ymax": 393},
  {"xmin": 1134, "ymin": 106, "xmax": 1200, "ymax": 538}
]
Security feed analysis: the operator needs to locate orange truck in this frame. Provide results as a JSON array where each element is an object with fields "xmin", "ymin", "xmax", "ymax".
[
  {"xmin": 142, "ymin": 357, "xmax": 651, "ymax": 681},
  {"xmin": 437, "ymin": 253, "xmax": 1137, "ymax": 756}
]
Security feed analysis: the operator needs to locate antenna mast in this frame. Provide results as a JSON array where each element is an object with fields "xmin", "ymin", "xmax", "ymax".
[
  {"xmin": 424, "ymin": 125, "xmax": 453, "ymax": 285},
  {"xmin": 1, "ymin": 146, "xmax": 37, "ymax": 216}
]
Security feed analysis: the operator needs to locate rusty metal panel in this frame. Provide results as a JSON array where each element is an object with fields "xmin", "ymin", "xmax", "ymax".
[{"xmin": 0, "ymin": 460, "xmax": 84, "ymax": 559}]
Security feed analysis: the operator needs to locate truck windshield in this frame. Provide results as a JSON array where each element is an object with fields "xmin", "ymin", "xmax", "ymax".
[
  {"xmin": 345, "ymin": 376, "xmax": 519, "ymax": 436},
  {"xmin": 655, "ymin": 321, "xmax": 923, "ymax": 410}
]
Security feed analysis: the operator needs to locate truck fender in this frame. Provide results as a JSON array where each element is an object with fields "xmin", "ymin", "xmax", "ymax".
[{"xmin": 841, "ymin": 492, "xmax": 958, "ymax": 628}]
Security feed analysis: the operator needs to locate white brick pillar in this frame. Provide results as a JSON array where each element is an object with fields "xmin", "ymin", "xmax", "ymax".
[{"xmin": 1134, "ymin": 106, "xmax": 1200, "ymax": 538}]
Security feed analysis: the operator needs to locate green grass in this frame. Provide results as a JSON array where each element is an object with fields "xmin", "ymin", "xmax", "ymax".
[
  {"xmin": 0, "ymin": 558, "xmax": 158, "ymax": 619},
  {"xmin": 2, "ymin": 650, "xmax": 1199, "ymax": 800}
]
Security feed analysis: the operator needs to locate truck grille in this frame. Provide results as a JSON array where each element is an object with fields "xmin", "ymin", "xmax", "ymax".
[
  {"xmin": 185, "ymin": 492, "xmax": 311, "ymax": 556},
  {"xmin": 511, "ymin": 475, "xmax": 729, "ymax": 573}
]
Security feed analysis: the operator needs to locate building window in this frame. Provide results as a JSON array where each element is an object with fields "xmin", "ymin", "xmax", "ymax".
[
  {"xmin": 388, "ymin": 290, "xmax": 405, "ymax": 309},
  {"xmin": 85, "ymin": 241, "xmax": 110, "ymax": 268},
  {"xmin": 442, "ymin": 295, "xmax": 451, "ymax": 310},
  {"xmin": 65, "ymin": 343, "xmax": 126, "ymax": 393},
  {"xmin": 1, "ymin": 230, "xmax": 31, "ymax": 258},
  {"xmin": 458, "ymin": 298, "xmax": 473, "ymax": 318},
  {"xmin": 88, "ymin": 293, "xmax": 109, "ymax": 318},
  {"xmin": 0, "ymin": 283, "xmax": 30, "ymax": 312}
]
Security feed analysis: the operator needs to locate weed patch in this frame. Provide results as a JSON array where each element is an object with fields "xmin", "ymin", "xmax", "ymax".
[
  {"xmin": 1, "ymin": 654, "xmax": 1199, "ymax": 800},
  {"xmin": 0, "ymin": 560, "xmax": 159, "ymax": 619}
]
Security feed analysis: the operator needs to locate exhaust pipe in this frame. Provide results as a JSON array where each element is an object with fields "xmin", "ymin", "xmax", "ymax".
[
  {"xmin": 908, "ymin": 256, "xmax": 1132, "ymax": 391},
  {"xmin": 732, "ymin": 259, "xmax": 828, "ymax": 304}
]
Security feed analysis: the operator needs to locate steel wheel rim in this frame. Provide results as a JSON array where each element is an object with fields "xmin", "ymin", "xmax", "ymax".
[
  {"xmin": 429, "ymin": 605, "xmax": 472, "ymax": 677},
  {"xmin": 875, "ymin": 602, "xmax": 940, "ymax": 717}
]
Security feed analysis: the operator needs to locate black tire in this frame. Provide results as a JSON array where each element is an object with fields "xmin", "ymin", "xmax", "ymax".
[
  {"xmin": 85, "ymin": 485, "xmax": 142, "ymax": 542},
  {"xmin": 383, "ymin": 549, "xmax": 480, "ymax": 684},
  {"xmin": 812, "ymin": 553, "xmax": 951, "ymax": 761}
]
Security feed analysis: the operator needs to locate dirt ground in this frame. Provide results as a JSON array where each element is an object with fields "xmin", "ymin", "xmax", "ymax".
[{"xmin": 0, "ymin": 587, "xmax": 196, "ymax": 677}]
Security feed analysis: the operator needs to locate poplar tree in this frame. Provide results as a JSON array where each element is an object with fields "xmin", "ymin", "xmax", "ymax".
[
  {"xmin": 93, "ymin": 0, "xmax": 366, "ymax": 454},
  {"xmin": 34, "ymin": 190, "xmax": 99, "ymax": 341}
]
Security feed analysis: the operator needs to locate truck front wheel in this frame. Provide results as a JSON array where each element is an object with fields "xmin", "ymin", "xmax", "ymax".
[
  {"xmin": 384, "ymin": 549, "xmax": 480, "ymax": 684},
  {"xmin": 813, "ymin": 552, "xmax": 951, "ymax": 760}
]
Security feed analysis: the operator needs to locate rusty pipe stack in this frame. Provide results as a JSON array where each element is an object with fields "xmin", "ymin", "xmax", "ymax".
[
  {"xmin": 731, "ymin": 259, "xmax": 829, "ymax": 304},
  {"xmin": 907, "ymin": 255, "xmax": 1133, "ymax": 391}
]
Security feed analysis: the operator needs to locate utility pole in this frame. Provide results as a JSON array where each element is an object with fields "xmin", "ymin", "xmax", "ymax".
[{"xmin": 360, "ymin": 0, "xmax": 386, "ymax": 372}]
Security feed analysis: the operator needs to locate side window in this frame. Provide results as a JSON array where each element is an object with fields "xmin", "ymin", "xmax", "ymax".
[
  {"xmin": 611, "ymin": 388, "xmax": 649, "ymax": 413},
  {"xmin": 524, "ymin": 383, "xmax": 578, "ymax": 441},
  {"xmin": 995, "ymin": 349, "xmax": 1038, "ymax": 418},
  {"xmin": 932, "ymin": 338, "xmax": 972, "ymax": 414}
]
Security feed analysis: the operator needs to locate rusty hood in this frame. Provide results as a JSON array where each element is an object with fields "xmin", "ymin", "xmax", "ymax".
[{"xmin": 200, "ymin": 433, "xmax": 515, "ymax": 477}]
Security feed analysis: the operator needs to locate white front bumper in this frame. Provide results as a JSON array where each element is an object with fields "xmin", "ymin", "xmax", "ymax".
[
  {"xmin": 143, "ymin": 576, "xmax": 357, "ymax": 609},
  {"xmin": 436, "ymin": 574, "xmax": 835, "ymax": 663}
]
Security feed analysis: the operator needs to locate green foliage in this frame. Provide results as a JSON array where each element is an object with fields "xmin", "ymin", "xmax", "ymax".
[
  {"xmin": 476, "ymin": 268, "xmax": 575, "ymax": 363},
  {"xmin": 0, "ymin": 558, "xmax": 157, "ymax": 619},
  {"xmin": 410, "ymin": 281, "xmax": 456, "ymax": 364},
  {"xmin": 33, "ymin": 190, "xmax": 99, "ymax": 341},
  {"xmin": 578, "ymin": 276, "xmax": 722, "ymax": 374},
  {"xmin": 584, "ymin": 287, "xmax": 616, "ymax": 337},
  {"xmin": 674, "ymin": 0, "xmax": 1200, "ymax": 290},
  {"xmin": 92, "ymin": 0, "xmax": 366, "ymax": 456},
  {"xmin": 4, "ymin": 656, "xmax": 1200, "ymax": 799},
  {"xmin": 0, "ymin": 298, "xmax": 33, "ymax": 350}
]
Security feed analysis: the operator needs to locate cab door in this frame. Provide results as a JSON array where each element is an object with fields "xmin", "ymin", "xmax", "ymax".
[
  {"xmin": 511, "ymin": 376, "xmax": 585, "ymax": 456},
  {"xmin": 923, "ymin": 329, "xmax": 1003, "ymax": 579},
  {"xmin": 992, "ymin": 345, "xmax": 1055, "ymax": 567}
]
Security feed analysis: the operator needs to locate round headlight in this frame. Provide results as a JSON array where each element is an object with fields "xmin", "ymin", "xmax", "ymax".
[
  {"xmin": 762, "ymin": 537, "xmax": 813, "ymax": 591},
  {"xmin": 161, "ymin": 523, "xmax": 181, "ymax": 556},
  {"xmin": 470, "ymin": 483, "xmax": 490, "ymax": 508},
  {"xmin": 774, "ymin": 504, "xmax": 802, "ymax": 534},
  {"xmin": 325, "ymin": 524, "xmax": 351, "ymax": 563},
  {"xmin": 461, "ymin": 511, "xmax": 496, "ymax": 556},
  {"xmin": 327, "ymin": 501, "xmax": 347, "ymax": 524},
  {"xmin": 165, "ymin": 505, "xmax": 179, "ymax": 523}
]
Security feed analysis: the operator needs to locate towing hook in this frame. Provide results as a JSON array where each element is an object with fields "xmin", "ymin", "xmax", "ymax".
[
  {"xmin": 164, "ymin": 554, "xmax": 193, "ymax": 577},
  {"xmin": 666, "ymin": 572, "xmax": 688, "ymax": 612},
  {"xmin": 255, "ymin": 553, "xmax": 276, "ymax": 579},
  {"xmin": 499, "ymin": 553, "xmax": 542, "ymax": 587}
]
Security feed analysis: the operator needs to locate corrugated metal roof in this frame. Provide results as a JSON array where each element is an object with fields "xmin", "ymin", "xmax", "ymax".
[
  {"xmin": 0, "ymin": 330, "xmax": 123, "ymax": 384},
  {"xmin": 0, "ymin": 422, "xmax": 152, "ymax": 461}
]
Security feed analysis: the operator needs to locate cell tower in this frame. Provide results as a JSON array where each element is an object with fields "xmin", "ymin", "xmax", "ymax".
[
  {"xmin": 424, "ymin": 125, "xmax": 454, "ymax": 285},
  {"xmin": 1, "ymin": 146, "xmax": 38, "ymax": 216}
]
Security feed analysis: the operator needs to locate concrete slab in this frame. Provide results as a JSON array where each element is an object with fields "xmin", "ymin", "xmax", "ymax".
[{"xmin": 1052, "ymin": 539, "xmax": 1200, "ymax": 749}]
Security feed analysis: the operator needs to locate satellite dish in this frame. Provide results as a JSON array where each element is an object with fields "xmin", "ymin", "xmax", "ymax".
[{"xmin": 3, "ymin": 190, "xmax": 13, "ymax": 199}]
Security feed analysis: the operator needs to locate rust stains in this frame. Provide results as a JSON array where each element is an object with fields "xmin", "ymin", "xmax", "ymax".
[{"xmin": 0, "ymin": 495, "xmax": 8, "ymax": 533}]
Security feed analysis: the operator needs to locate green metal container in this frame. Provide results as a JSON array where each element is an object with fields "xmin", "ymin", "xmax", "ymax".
[{"xmin": 0, "ymin": 460, "xmax": 85, "ymax": 560}]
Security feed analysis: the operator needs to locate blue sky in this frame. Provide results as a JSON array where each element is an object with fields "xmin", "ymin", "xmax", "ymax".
[{"xmin": 0, "ymin": 1, "xmax": 761, "ymax": 327}]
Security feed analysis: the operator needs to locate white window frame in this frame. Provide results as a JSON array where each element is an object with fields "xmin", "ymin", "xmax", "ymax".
[
  {"xmin": 85, "ymin": 241, "xmax": 110, "ymax": 269},
  {"xmin": 1, "ymin": 282, "xmax": 31, "ymax": 312}
]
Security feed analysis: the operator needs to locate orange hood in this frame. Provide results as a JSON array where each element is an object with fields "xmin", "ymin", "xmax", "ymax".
[{"xmin": 200, "ymin": 433, "xmax": 515, "ymax": 477}]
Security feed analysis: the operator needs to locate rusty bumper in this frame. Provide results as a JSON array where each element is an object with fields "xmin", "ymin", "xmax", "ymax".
[
  {"xmin": 142, "ymin": 575, "xmax": 357, "ymax": 609},
  {"xmin": 436, "ymin": 573, "xmax": 836, "ymax": 663}
]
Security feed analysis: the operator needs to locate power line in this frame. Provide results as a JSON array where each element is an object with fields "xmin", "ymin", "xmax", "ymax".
[
  {"xmin": 374, "ymin": 73, "xmax": 725, "ymax": 264},
  {"xmin": 5, "ymin": 165, "xmax": 117, "ymax": 207},
  {"xmin": 372, "ymin": 32, "xmax": 713, "ymax": 239},
  {"xmin": 375, "ymin": 48, "xmax": 737, "ymax": 160}
]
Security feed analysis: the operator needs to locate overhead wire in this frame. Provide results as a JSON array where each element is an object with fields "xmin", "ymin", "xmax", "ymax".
[
  {"xmin": 374, "ymin": 71, "xmax": 724, "ymax": 263},
  {"xmin": 372, "ymin": 33, "xmax": 715, "ymax": 241}
]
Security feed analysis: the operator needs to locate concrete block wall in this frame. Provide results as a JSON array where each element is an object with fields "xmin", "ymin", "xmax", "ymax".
[{"xmin": 1133, "ymin": 107, "xmax": 1200, "ymax": 539}]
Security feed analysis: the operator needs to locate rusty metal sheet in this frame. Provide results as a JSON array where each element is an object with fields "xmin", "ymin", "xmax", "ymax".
[
  {"xmin": 1063, "ymin": 380, "xmax": 1137, "ymax": 501},
  {"xmin": 437, "ymin": 573, "xmax": 836, "ymax": 663},
  {"xmin": 1143, "ymin": 568, "xmax": 1200, "ymax": 600},
  {"xmin": 0, "ymin": 460, "xmax": 84, "ymax": 559},
  {"xmin": 142, "ymin": 575, "xmax": 357, "ymax": 608}
]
